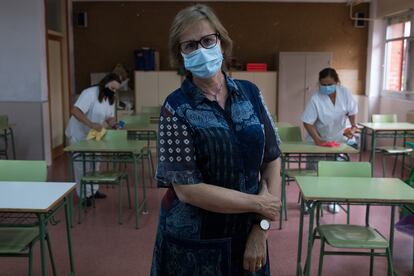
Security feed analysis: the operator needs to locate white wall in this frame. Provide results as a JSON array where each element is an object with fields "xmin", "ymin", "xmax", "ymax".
[
  {"xmin": 379, "ymin": 97, "xmax": 414, "ymax": 121},
  {"xmin": 0, "ymin": 0, "xmax": 50, "ymax": 162},
  {"xmin": 377, "ymin": 0, "xmax": 414, "ymax": 17},
  {"xmin": 0, "ymin": 0, "xmax": 48, "ymax": 102}
]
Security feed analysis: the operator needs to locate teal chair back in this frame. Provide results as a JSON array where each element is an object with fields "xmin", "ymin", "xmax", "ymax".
[
  {"xmin": 318, "ymin": 161, "xmax": 371, "ymax": 177},
  {"xmin": 121, "ymin": 114, "xmax": 151, "ymax": 125},
  {"xmin": 0, "ymin": 115, "xmax": 8, "ymax": 127},
  {"xmin": 141, "ymin": 106, "xmax": 161, "ymax": 114},
  {"xmin": 278, "ymin": 126, "xmax": 302, "ymax": 142},
  {"xmin": 372, "ymin": 114, "xmax": 397, "ymax": 123},
  {"xmin": 0, "ymin": 160, "xmax": 47, "ymax": 181}
]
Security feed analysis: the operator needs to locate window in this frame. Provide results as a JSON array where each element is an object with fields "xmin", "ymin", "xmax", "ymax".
[{"xmin": 383, "ymin": 14, "xmax": 413, "ymax": 92}]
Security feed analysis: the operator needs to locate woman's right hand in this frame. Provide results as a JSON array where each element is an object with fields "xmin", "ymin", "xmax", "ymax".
[
  {"xmin": 90, "ymin": 123, "xmax": 103, "ymax": 132},
  {"xmin": 257, "ymin": 184, "xmax": 280, "ymax": 221}
]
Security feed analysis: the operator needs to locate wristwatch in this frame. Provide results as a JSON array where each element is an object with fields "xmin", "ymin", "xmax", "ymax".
[{"xmin": 255, "ymin": 219, "xmax": 271, "ymax": 231}]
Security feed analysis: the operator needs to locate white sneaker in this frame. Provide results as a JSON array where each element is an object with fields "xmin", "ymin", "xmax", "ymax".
[{"xmin": 328, "ymin": 203, "xmax": 340, "ymax": 214}]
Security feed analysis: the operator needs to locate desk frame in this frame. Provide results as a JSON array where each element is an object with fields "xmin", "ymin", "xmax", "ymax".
[
  {"xmin": 0, "ymin": 183, "xmax": 75, "ymax": 276},
  {"xmin": 66, "ymin": 150, "xmax": 148, "ymax": 229},
  {"xmin": 359, "ymin": 123, "xmax": 414, "ymax": 176}
]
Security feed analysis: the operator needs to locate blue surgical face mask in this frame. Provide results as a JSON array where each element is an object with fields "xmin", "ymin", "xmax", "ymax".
[
  {"xmin": 181, "ymin": 43, "xmax": 223, "ymax": 79},
  {"xmin": 319, "ymin": 84, "xmax": 336, "ymax": 95}
]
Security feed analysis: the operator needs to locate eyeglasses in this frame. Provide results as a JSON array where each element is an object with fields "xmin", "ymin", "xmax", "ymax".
[{"xmin": 179, "ymin": 33, "xmax": 220, "ymax": 55}]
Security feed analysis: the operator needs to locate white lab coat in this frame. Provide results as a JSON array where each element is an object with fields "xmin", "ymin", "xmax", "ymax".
[
  {"xmin": 301, "ymin": 85, "xmax": 358, "ymax": 143},
  {"xmin": 65, "ymin": 86, "xmax": 114, "ymax": 140},
  {"xmin": 65, "ymin": 86, "xmax": 115, "ymax": 197}
]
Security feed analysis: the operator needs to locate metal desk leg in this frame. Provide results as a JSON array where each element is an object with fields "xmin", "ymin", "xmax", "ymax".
[
  {"xmin": 389, "ymin": 205, "xmax": 396, "ymax": 257},
  {"xmin": 9, "ymin": 127, "xmax": 16, "ymax": 159},
  {"xmin": 296, "ymin": 196, "xmax": 305, "ymax": 276},
  {"xmin": 359, "ymin": 127, "xmax": 366, "ymax": 161},
  {"xmin": 370, "ymin": 131, "xmax": 377, "ymax": 176},
  {"xmin": 402, "ymin": 132, "xmax": 407, "ymax": 179},
  {"xmin": 65, "ymin": 195, "xmax": 75, "ymax": 276},
  {"xmin": 279, "ymin": 156, "xmax": 286, "ymax": 230},
  {"xmin": 67, "ymin": 154, "xmax": 75, "ymax": 228},
  {"xmin": 141, "ymin": 154, "xmax": 148, "ymax": 214},
  {"xmin": 304, "ymin": 202, "xmax": 316, "ymax": 276},
  {"xmin": 133, "ymin": 155, "xmax": 140, "ymax": 229},
  {"xmin": 39, "ymin": 213, "xmax": 47, "ymax": 276}
]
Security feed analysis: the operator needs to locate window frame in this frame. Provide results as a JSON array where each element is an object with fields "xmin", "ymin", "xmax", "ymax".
[{"xmin": 382, "ymin": 11, "xmax": 414, "ymax": 97}]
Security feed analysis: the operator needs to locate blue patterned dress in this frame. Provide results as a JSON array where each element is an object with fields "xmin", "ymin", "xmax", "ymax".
[{"xmin": 151, "ymin": 75, "xmax": 281, "ymax": 275}]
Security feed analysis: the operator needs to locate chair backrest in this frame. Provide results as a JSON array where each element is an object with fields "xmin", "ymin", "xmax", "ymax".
[
  {"xmin": 278, "ymin": 126, "xmax": 302, "ymax": 142},
  {"xmin": 318, "ymin": 161, "xmax": 371, "ymax": 177},
  {"xmin": 0, "ymin": 160, "xmax": 47, "ymax": 181},
  {"xmin": 121, "ymin": 114, "xmax": 150, "ymax": 125},
  {"xmin": 141, "ymin": 106, "xmax": 161, "ymax": 114},
  {"xmin": 0, "ymin": 115, "xmax": 8, "ymax": 127},
  {"xmin": 103, "ymin": 130, "xmax": 127, "ymax": 141},
  {"xmin": 372, "ymin": 114, "xmax": 397, "ymax": 123}
]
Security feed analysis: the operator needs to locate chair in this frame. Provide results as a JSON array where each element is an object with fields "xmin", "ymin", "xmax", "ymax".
[
  {"xmin": 121, "ymin": 115, "xmax": 156, "ymax": 185},
  {"xmin": 313, "ymin": 161, "xmax": 394, "ymax": 276},
  {"xmin": 372, "ymin": 114, "xmax": 413, "ymax": 177},
  {"xmin": 78, "ymin": 130, "xmax": 132, "ymax": 225},
  {"xmin": 278, "ymin": 126, "xmax": 317, "ymax": 229},
  {"xmin": 395, "ymin": 141, "xmax": 414, "ymax": 272},
  {"xmin": 141, "ymin": 105, "xmax": 161, "ymax": 115},
  {"xmin": 0, "ymin": 115, "xmax": 16, "ymax": 159},
  {"xmin": 0, "ymin": 160, "xmax": 56, "ymax": 276}
]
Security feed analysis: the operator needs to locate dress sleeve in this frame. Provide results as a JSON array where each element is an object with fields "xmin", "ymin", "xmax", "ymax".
[
  {"xmin": 155, "ymin": 102, "xmax": 204, "ymax": 187},
  {"xmin": 345, "ymin": 87, "xmax": 358, "ymax": 116},
  {"xmin": 301, "ymin": 97, "xmax": 318, "ymax": 125},
  {"xmin": 257, "ymin": 91, "xmax": 281, "ymax": 163},
  {"xmin": 74, "ymin": 88, "xmax": 95, "ymax": 114}
]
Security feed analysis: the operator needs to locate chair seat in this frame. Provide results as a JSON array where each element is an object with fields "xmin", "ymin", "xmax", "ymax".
[
  {"xmin": 318, "ymin": 224, "xmax": 388, "ymax": 249},
  {"xmin": 82, "ymin": 171, "xmax": 125, "ymax": 182},
  {"xmin": 0, "ymin": 227, "xmax": 39, "ymax": 253},
  {"xmin": 285, "ymin": 169, "xmax": 317, "ymax": 177},
  {"xmin": 377, "ymin": 146, "xmax": 413, "ymax": 154}
]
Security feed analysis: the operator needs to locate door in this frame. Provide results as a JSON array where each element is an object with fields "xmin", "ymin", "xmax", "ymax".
[
  {"xmin": 278, "ymin": 53, "xmax": 306, "ymax": 127},
  {"xmin": 304, "ymin": 53, "xmax": 332, "ymax": 105},
  {"xmin": 158, "ymin": 71, "xmax": 181, "ymax": 105},
  {"xmin": 47, "ymin": 38, "xmax": 65, "ymax": 158},
  {"xmin": 278, "ymin": 52, "xmax": 332, "ymax": 136},
  {"xmin": 135, "ymin": 71, "xmax": 158, "ymax": 112}
]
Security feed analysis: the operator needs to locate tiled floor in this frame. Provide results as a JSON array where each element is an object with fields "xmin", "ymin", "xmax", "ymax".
[{"xmin": 0, "ymin": 153, "xmax": 413, "ymax": 276}]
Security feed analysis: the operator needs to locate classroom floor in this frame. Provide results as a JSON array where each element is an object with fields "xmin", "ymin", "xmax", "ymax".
[{"xmin": 0, "ymin": 153, "xmax": 413, "ymax": 276}]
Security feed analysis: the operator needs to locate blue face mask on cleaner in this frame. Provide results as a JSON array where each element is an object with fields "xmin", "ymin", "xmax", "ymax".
[
  {"xmin": 182, "ymin": 43, "xmax": 223, "ymax": 79},
  {"xmin": 319, "ymin": 84, "xmax": 337, "ymax": 95}
]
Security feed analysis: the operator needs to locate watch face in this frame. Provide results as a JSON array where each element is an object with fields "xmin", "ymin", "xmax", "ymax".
[{"xmin": 260, "ymin": 219, "xmax": 271, "ymax": 231}]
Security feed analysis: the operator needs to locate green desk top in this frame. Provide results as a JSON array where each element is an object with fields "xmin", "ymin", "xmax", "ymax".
[
  {"xmin": 359, "ymin": 122, "xmax": 414, "ymax": 131},
  {"xmin": 295, "ymin": 176, "xmax": 414, "ymax": 204},
  {"xmin": 64, "ymin": 139, "xmax": 147, "ymax": 154},
  {"xmin": 280, "ymin": 142, "xmax": 358, "ymax": 154}
]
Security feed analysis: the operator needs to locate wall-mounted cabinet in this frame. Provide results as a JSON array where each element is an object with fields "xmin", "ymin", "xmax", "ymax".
[
  {"xmin": 134, "ymin": 71, "xmax": 182, "ymax": 112},
  {"xmin": 278, "ymin": 52, "xmax": 332, "ymax": 129},
  {"xmin": 230, "ymin": 71, "xmax": 277, "ymax": 115},
  {"xmin": 135, "ymin": 71, "xmax": 277, "ymax": 115}
]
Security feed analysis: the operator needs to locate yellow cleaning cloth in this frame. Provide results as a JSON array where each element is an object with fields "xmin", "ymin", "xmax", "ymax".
[{"xmin": 86, "ymin": 128, "xmax": 107, "ymax": 141}]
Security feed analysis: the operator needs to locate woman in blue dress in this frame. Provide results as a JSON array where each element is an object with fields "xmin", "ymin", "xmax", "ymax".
[{"xmin": 151, "ymin": 4, "xmax": 281, "ymax": 275}]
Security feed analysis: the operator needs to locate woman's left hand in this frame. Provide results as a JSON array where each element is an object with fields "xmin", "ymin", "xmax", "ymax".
[
  {"xmin": 106, "ymin": 117, "xmax": 117, "ymax": 128},
  {"xmin": 243, "ymin": 225, "xmax": 267, "ymax": 272}
]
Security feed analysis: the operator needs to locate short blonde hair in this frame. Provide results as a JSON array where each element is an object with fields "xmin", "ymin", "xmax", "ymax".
[{"xmin": 168, "ymin": 4, "xmax": 233, "ymax": 68}]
